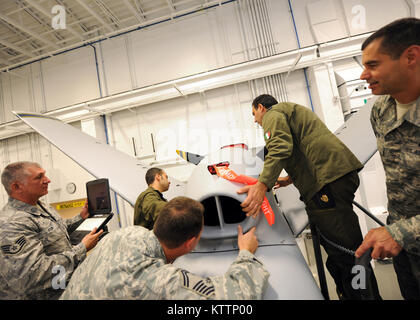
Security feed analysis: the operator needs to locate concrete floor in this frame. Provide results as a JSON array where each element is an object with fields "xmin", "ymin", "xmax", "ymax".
[{"xmin": 297, "ymin": 232, "xmax": 403, "ymax": 300}]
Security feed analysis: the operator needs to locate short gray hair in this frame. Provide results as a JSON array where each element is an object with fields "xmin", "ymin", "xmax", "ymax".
[{"xmin": 1, "ymin": 161, "xmax": 42, "ymax": 195}]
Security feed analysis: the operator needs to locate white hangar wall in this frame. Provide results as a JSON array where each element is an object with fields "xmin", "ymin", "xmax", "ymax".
[{"xmin": 0, "ymin": 0, "xmax": 413, "ymax": 228}]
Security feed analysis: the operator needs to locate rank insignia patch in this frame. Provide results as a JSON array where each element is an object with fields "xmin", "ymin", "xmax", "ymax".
[
  {"xmin": 1, "ymin": 236, "xmax": 27, "ymax": 255},
  {"xmin": 179, "ymin": 269, "xmax": 215, "ymax": 298}
]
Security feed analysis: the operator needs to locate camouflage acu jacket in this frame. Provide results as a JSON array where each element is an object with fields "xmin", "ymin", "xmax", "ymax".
[
  {"xmin": 0, "ymin": 197, "xmax": 86, "ymax": 299},
  {"xmin": 370, "ymin": 95, "xmax": 420, "ymax": 256},
  {"xmin": 60, "ymin": 226, "xmax": 269, "ymax": 300}
]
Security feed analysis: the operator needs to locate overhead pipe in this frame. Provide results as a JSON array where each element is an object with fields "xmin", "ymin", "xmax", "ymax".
[
  {"xmin": 257, "ymin": 0, "xmax": 269, "ymax": 54},
  {"xmin": 258, "ymin": 0, "xmax": 288, "ymax": 103},
  {"xmin": 287, "ymin": 0, "xmax": 315, "ymax": 112},
  {"xmin": 263, "ymin": 0, "xmax": 283, "ymax": 101},
  {"xmin": 241, "ymin": 0, "xmax": 260, "ymax": 96},
  {"xmin": 90, "ymin": 44, "xmax": 103, "ymax": 98},
  {"xmin": 248, "ymin": 0, "xmax": 278, "ymax": 100},
  {"xmin": 280, "ymin": 73, "xmax": 288, "ymax": 101},
  {"xmin": 265, "ymin": 1, "xmax": 277, "ymax": 56},
  {"xmin": 257, "ymin": 0, "xmax": 278, "ymax": 99},
  {"xmin": 257, "ymin": 1, "xmax": 273, "ymax": 96},
  {"xmin": 259, "ymin": 0, "xmax": 275, "ymax": 56},
  {"xmin": 253, "ymin": 0, "xmax": 268, "ymax": 57},
  {"xmin": 38, "ymin": 60, "xmax": 47, "ymax": 113},
  {"xmin": 91, "ymin": 42, "xmax": 122, "ymax": 228},
  {"xmin": 236, "ymin": 0, "xmax": 278, "ymax": 102},
  {"xmin": 250, "ymin": 0, "xmax": 284, "ymax": 103},
  {"xmin": 235, "ymin": 1, "xmax": 250, "ymax": 61},
  {"xmin": 247, "ymin": 0, "xmax": 263, "ymax": 59}
]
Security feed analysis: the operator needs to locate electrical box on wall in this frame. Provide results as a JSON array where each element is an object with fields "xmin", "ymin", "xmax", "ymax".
[
  {"xmin": 343, "ymin": 80, "xmax": 372, "ymax": 111},
  {"xmin": 335, "ymin": 72, "xmax": 373, "ymax": 116}
]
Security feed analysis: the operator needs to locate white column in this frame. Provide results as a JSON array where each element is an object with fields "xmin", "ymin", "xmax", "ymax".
[
  {"xmin": 406, "ymin": 0, "xmax": 420, "ymax": 17},
  {"xmin": 307, "ymin": 62, "xmax": 344, "ymax": 132}
]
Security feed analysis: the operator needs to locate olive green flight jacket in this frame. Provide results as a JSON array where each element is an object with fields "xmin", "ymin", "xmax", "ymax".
[
  {"xmin": 258, "ymin": 102, "xmax": 363, "ymax": 202},
  {"xmin": 133, "ymin": 186, "xmax": 167, "ymax": 230}
]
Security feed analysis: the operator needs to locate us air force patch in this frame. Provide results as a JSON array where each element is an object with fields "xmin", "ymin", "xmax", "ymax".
[
  {"xmin": 1, "ymin": 236, "xmax": 27, "ymax": 255},
  {"xmin": 179, "ymin": 270, "xmax": 215, "ymax": 298}
]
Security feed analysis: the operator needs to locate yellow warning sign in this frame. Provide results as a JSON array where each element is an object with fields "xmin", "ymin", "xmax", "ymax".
[{"xmin": 56, "ymin": 200, "xmax": 86, "ymax": 210}]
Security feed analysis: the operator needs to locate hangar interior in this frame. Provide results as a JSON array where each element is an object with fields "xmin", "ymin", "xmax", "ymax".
[{"xmin": 0, "ymin": 0, "xmax": 418, "ymax": 300}]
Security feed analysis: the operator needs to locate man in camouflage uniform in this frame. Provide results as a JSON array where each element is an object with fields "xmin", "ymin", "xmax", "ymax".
[
  {"xmin": 61, "ymin": 197, "xmax": 269, "ymax": 299},
  {"xmin": 356, "ymin": 18, "xmax": 420, "ymax": 299},
  {"xmin": 0, "ymin": 161, "xmax": 102, "ymax": 299},
  {"xmin": 133, "ymin": 167, "xmax": 169, "ymax": 229},
  {"xmin": 238, "ymin": 94, "xmax": 381, "ymax": 299}
]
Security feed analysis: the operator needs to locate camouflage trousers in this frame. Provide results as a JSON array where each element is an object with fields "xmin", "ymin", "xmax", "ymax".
[
  {"xmin": 305, "ymin": 170, "xmax": 382, "ymax": 300},
  {"xmin": 393, "ymin": 249, "xmax": 420, "ymax": 299}
]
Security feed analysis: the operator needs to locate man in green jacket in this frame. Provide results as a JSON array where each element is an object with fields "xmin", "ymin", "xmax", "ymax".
[
  {"xmin": 133, "ymin": 167, "xmax": 170, "ymax": 229},
  {"xmin": 238, "ymin": 94, "xmax": 381, "ymax": 299}
]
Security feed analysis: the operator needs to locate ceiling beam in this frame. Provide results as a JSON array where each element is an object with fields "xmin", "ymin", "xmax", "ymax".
[
  {"xmin": 24, "ymin": 0, "xmax": 84, "ymax": 41},
  {"xmin": 0, "ymin": 56, "xmax": 10, "ymax": 66},
  {"xmin": 133, "ymin": 0, "xmax": 147, "ymax": 19},
  {"xmin": 55, "ymin": 0, "xmax": 89, "ymax": 33},
  {"xmin": 0, "ymin": 38, "xmax": 35, "ymax": 58},
  {"xmin": 166, "ymin": 0, "xmax": 176, "ymax": 12},
  {"xmin": 0, "ymin": 0, "xmax": 238, "ymax": 73},
  {"xmin": 74, "ymin": 0, "xmax": 115, "ymax": 33},
  {"xmin": 94, "ymin": 0, "xmax": 121, "ymax": 28},
  {"xmin": 123, "ymin": 0, "xmax": 144, "ymax": 23},
  {"xmin": 0, "ymin": 12, "xmax": 60, "ymax": 50}
]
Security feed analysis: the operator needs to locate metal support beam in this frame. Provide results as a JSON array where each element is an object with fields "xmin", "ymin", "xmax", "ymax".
[
  {"xmin": 94, "ymin": 0, "xmax": 121, "ymax": 28},
  {"xmin": 133, "ymin": 0, "xmax": 147, "ymax": 20},
  {"xmin": 0, "ymin": 56, "xmax": 11, "ymax": 66},
  {"xmin": 24, "ymin": 0, "xmax": 84, "ymax": 41},
  {"xmin": 0, "ymin": 38, "xmax": 35, "ymax": 58},
  {"xmin": 123, "ymin": 0, "xmax": 144, "ymax": 23},
  {"xmin": 0, "ymin": 12, "xmax": 59, "ymax": 50},
  {"xmin": 74, "ymin": 0, "xmax": 114, "ymax": 33},
  {"xmin": 166, "ymin": 0, "xmax": 176, "ymax": 13},
  {"xmin": 0, "ymin": 0, "xmax": 237, "ymax": 73}
]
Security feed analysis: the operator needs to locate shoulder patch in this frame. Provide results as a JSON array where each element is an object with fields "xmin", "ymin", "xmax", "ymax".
[
  {"xmin": 179, "ymin": 270, "xmax": 215, "ymax": 298},
  {"xmin": 1, "ymin": 236, "xmax": 27, "ymax": 255},
  {"xmin": 264, "ymin": 131, "xmax": 271, "ymax": 140}
]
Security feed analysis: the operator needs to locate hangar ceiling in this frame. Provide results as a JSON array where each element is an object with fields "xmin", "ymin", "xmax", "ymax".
[{"xmin": 0, "ymin": 0, "xmax": 232, "ymax": 72}]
